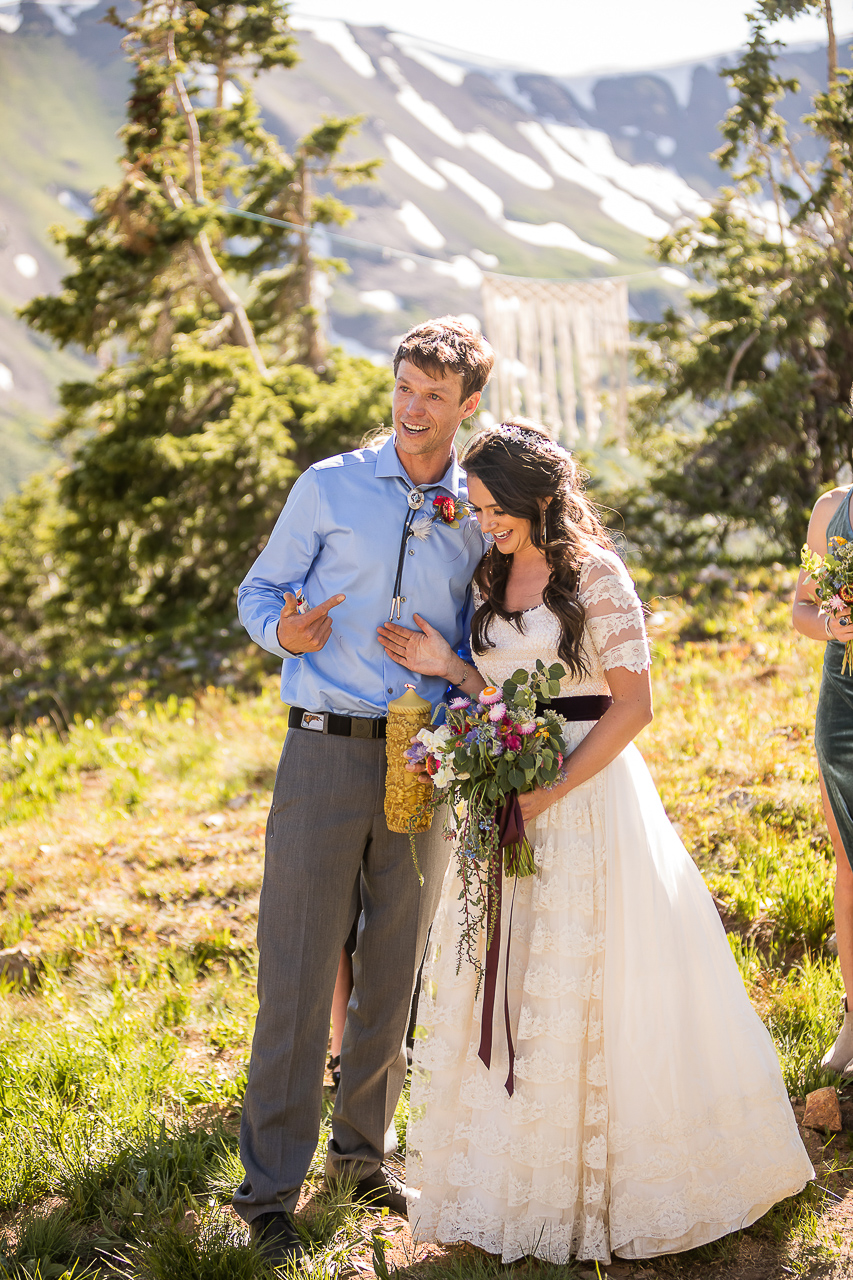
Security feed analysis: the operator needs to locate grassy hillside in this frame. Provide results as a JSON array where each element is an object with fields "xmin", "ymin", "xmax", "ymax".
[{"xmin": 0, "ymin": 581, "xmax": 852, "ymax": 1278}]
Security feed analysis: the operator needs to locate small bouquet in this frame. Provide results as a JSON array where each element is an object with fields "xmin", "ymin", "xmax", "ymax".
[
  {"xmin": 802, "ymin": 535, "xmax": 853, "ymax": 675},
  {"xmin": 406, "ymin": 660, "xmax": 567, "ymax": 976}
]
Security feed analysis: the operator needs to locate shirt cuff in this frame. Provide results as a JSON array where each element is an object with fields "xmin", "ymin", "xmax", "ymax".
[{"xmin": 262, "ymin": 614, "xmax": 305, "ymax": 660}]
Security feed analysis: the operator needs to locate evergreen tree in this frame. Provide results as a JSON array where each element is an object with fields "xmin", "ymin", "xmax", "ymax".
[
  {"xmin": 1, "ymin": 0, "xmax": 390, "ymax": 682},
  {"xmin": 631, "ymin": 0, "xmax": 853, "ymax": 565}
]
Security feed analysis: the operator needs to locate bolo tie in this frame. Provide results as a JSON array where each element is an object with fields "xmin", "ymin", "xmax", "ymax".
[{"xmin": 389, "ymin": 484, "xmax": 427, "ymax": 619}]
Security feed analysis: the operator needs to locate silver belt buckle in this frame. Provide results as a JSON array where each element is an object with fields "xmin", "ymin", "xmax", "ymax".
[
  {"xmin": 351, "ymin": 718, "xmax": 372, "ymax": 739},
  {"xmin": 300, "ymin": 711, "xmax": 326, "ymax": 732}
]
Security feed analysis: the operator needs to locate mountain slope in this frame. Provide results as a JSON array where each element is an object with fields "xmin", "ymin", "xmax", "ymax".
[{"xmin": 0, "ymin": 5, "xmax": 846, "ymax": 492}]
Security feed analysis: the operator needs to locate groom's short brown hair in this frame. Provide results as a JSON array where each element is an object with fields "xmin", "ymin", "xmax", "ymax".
[{"xmin": 393, "ymin": 316, "xmax": 494, "ymax": 403}]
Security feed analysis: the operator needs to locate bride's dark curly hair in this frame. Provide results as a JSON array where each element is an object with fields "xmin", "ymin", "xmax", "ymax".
[{"xmin": 463, "ymin": 419, "xmax": 614, "ymax": 678}]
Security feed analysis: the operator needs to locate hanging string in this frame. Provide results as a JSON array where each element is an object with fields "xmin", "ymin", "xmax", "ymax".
[{"xmin": 214, "ymin": 201, "xmax": 666, "ymax": 285}]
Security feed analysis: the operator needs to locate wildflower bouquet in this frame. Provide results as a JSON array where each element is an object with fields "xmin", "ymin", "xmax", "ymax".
[
  {"xmin": 802, "ymin": 534, "xmax": 853, "ymax": 675},
  {"xmin": 406, "ymin": 660, "xmax": 567, "ymax": 974}
]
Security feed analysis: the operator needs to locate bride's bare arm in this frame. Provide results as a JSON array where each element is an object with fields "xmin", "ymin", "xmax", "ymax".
[
  {"xmin": 377, "ymin": 614, "xmax": 487, "ymax": 698},
  {"xmin": 518, "ymin": 664, "xmax": 653, "ymax": 824},
  {"xmin": 792, "ymin": 488, "xmax": 852, "ymax": 641}
]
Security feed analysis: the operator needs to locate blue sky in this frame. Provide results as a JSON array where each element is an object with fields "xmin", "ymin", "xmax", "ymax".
[{"xmin": 291, "ymin": 0, "xmax": 853, "ymax": 77}]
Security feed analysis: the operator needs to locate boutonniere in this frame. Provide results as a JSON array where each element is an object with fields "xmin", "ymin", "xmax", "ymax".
[{"xmin": 410, "ymin": 497, "xmax": 472, "ymax": 541}]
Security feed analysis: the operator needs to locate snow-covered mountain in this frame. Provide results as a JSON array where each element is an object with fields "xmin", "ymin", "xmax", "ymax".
[{"xmin": 0, "ymin": 2, "xmax": 845, "ymax": 489}]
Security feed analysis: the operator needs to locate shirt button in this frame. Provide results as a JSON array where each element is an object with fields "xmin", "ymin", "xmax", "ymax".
[
  {"xmin": 408, "ymin": 549, "xmax": 415, "ymax": 555},
  {"xmin": 387, "ymin": 687, "xmax": 393, "ymax": 694},
  {"xmin": 401, "ymin": 597, "xmax": 407, "ymax": 603}
]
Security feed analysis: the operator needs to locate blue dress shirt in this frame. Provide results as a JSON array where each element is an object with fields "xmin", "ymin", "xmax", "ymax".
[{"xmin": 238, "ymin": 434, "xmax": 486, "ymax": 717}]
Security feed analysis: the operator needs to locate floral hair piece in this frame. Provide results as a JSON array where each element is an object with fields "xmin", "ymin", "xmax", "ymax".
[{"xmin": 490, "ymin": 422, "xmax": 571, "ymax": 462}]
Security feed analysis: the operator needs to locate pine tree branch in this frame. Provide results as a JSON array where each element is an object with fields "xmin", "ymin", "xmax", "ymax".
[
  {"xmin": 167, "ymin": 31, "xmax": 205, "ymax": 205},
  {"xmin": 163, "ymin": 173, "xmax": 268, "ymax": 375}
]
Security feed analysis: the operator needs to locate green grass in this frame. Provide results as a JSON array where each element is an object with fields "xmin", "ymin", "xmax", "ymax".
[{"xmin": 0, "ymin": 576, "xmax": 851, "ymax": 1276}]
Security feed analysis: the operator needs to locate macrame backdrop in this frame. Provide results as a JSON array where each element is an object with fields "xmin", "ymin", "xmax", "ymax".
[{"xmin": 481, "ymin": 275, "xmax": 629, "ymax": 448}]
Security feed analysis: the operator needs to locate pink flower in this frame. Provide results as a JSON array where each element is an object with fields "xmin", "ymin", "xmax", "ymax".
[
  {"xmin": 518, "ymin": 722, "xmax": 536, "ymax": 735},
  {"xmin": 828, "ymin": 595, "xmax": 847, "ymax": 613},
  {"xmin": 556, "ymin": 752, "xmax": 563, "ymax": 768},
  {"xmin": 488, "ymin": 703, "xmax": 507, "ymax": 722},
  {"xmin": 449, "ymin": 696, "xmax": 471, "ymax": 709},
  {"xmin": 479, "ymin": 686, "xmax": 503, "ymax": 705},
  {"xmin": 505, "ymin": 733, "xmax": 522, "ymax": 751}
]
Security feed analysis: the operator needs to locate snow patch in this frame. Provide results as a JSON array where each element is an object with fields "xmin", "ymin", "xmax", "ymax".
[
  {"xmin": 561, "ymin": 75, "xmax": 598, "ymax": 115},
  {"xmin": 471, "ymin": 249, "xmax": 499, "ymax": 269},
  {"xmin": 57, "ymin": 189, "xmax": 92, "ymax": 219},
  {"xmin": 655, "ymin": 135, "xmax": 677, "ymax": 159},
  {"xmin": 380, "ymin": 58, "xmax": 465, "ymax": 147},
  {"xmin": 290, "ymin": 15, "xmax": 375, "ymax": 79},
  {"xmin": 13, "ymin": 254, "xmax": 38, "ymax": 279},
  {"xmin": 519, "ymin": 122, "xmax": 669, "ymax": 240},
  {"xmin": 384, "ymin": 134, "xmax": 447, "ymax": 190},
  {"xmin": 545, "ymin": 123, "xmax": 710, "ymax": 217},
  {"xmin": 518, "ymin": 122, "xmax": 610, "ymax": 197},
  {"xmin": 599, "ymin": 191, "xmax": 669, "ymax": 239},
  {"xmin": 0, "ymin": 364, "xmax": 13, "ymax": 393},
  {"xmin": 502, "ymin": 220, "xmax": 615, "ymax": 263},
  {"xmin": 658, "ymin": 267, "xmax": 691, "ymax": 287},
  {"xmin": 359, "ymin": 289, "xmax": 402, "ymax": 313},
  {"xmin": 650, "ymin": 63, "xmax": 695, "ymax": 110},
  {"xmin": 466, "ymin": 130, "xmax": 553, "ymax": 190},
  {"xmin": 434, "ymin": 159, "xmax": 504, "ymax": 221},
  {"xmin": 389, "ymin": 35, "xmax": 466, "ymax": 86},
  {"xmin": 431, "ymin": 255, "xmax": 483, "ymax": 290},
  {"xmin": 397, "ymin": 201, "xmax": 446, "ymax": 250}
]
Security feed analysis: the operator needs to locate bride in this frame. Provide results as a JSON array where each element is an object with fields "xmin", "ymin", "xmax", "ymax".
[{"xmin": 377, "ymin": 420, "xmax": 813, "ymax": 1264}]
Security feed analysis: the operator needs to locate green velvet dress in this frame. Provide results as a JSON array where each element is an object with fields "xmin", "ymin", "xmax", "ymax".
[{"xmin": 815, "ymin": 488, "xmax": 853, "ymax": 871}]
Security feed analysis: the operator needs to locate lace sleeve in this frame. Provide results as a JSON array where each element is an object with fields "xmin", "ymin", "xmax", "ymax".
[{"xmin": 579, "ymin": 548, "xmax": 651, "ymax": 674}]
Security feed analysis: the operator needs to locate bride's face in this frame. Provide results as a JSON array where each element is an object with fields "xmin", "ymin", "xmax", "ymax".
[{"xmin": 467, "ymin": 475, "xmax": 535, "ymax": 556}]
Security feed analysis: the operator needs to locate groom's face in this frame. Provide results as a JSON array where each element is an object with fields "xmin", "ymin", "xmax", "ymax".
[{"xmin": 393, "ymin": 359, "xmax": 480, "ymax": 471}]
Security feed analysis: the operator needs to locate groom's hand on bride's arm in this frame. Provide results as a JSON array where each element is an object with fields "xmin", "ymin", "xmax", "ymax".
[
  {"xmin": 377, "ymin": 614, "xmax": 454, "ymax": 676},
  {"xmin": 277, "ymin": 592, "xmax": 345, "ymax": 654}
]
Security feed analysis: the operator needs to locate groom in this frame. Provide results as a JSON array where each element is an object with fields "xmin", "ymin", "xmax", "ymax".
[{"xmin": 233, "ymin": 316, "xmax": 494, "ymax": 1269}]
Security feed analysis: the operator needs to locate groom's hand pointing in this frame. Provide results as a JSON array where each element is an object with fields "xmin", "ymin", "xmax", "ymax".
[{"xmin": 277, "ymin": 592, "xmax": 345, "ymax": 654}]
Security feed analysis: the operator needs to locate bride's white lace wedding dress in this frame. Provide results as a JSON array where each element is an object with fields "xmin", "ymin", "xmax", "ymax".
[{"xmin": 406, "ymin": 547, "xmax": 813, "ymax": 1264}]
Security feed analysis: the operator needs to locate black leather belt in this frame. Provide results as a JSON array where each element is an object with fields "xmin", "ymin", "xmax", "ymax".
[
  {"xmin": 288, "ymin": 706, "xmax": 387, "ymax": 739},
  {"xmin": 536, "ymin": 694, "xmax": 613, "ymax": 720}
]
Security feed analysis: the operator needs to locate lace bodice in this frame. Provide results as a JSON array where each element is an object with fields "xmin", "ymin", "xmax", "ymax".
[{"xmin": 473, "ymin": 546, "xmax": 651, "ymax": 693}]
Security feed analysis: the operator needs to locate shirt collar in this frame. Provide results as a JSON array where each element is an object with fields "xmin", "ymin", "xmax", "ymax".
[{"xmin": 375, "ymin": 433, "xmax": 465, "ymax": 497}]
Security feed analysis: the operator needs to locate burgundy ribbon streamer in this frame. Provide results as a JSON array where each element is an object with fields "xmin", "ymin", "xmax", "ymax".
[{"xmin": 478, "ymin": 793, "xmax": 525, "ymax": 1096}]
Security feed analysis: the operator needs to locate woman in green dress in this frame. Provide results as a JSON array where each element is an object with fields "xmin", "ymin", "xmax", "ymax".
[{"xmin": 793, "ymin": 484, "xmax": 853, "ymax": 1072}]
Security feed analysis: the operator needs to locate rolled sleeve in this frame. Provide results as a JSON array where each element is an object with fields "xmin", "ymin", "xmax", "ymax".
[{"xmin": 237, "ymin": 471, "xmax": 323, "ymax": 659}]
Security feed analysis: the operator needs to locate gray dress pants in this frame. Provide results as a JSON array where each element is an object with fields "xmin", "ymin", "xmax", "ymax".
[{"xmin": 233, "ymin": 726, "xmax": 450, "ymax": 1222}]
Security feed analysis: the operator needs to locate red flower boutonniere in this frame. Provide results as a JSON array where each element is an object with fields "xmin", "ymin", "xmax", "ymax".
[
  {"xmin": 409, "ymin": 498, "xmax": 472, "ymax": 541},
  {"xmin": 433, "ymin": 496, "xmax": 470, "ymax": 527}
]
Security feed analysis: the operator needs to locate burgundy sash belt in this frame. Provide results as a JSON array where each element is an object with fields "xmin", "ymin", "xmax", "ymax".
[{"xmin": 478, "ymin": 692, "xmax": 613, "ymax": 1095}]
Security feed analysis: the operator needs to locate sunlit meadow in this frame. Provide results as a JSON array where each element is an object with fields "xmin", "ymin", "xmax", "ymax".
[{"xmin": 0, "ymin": 571, "xmax": 852, "ymax": 1278}]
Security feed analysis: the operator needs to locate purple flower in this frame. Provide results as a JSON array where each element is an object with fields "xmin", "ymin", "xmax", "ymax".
[
  {"xmin": 505, "ymin": 733, "xmax": 522, "ymax": 752},
  {"xmin": 404, "ymin": 742, "xmax": 428, "ymax": 763}
]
